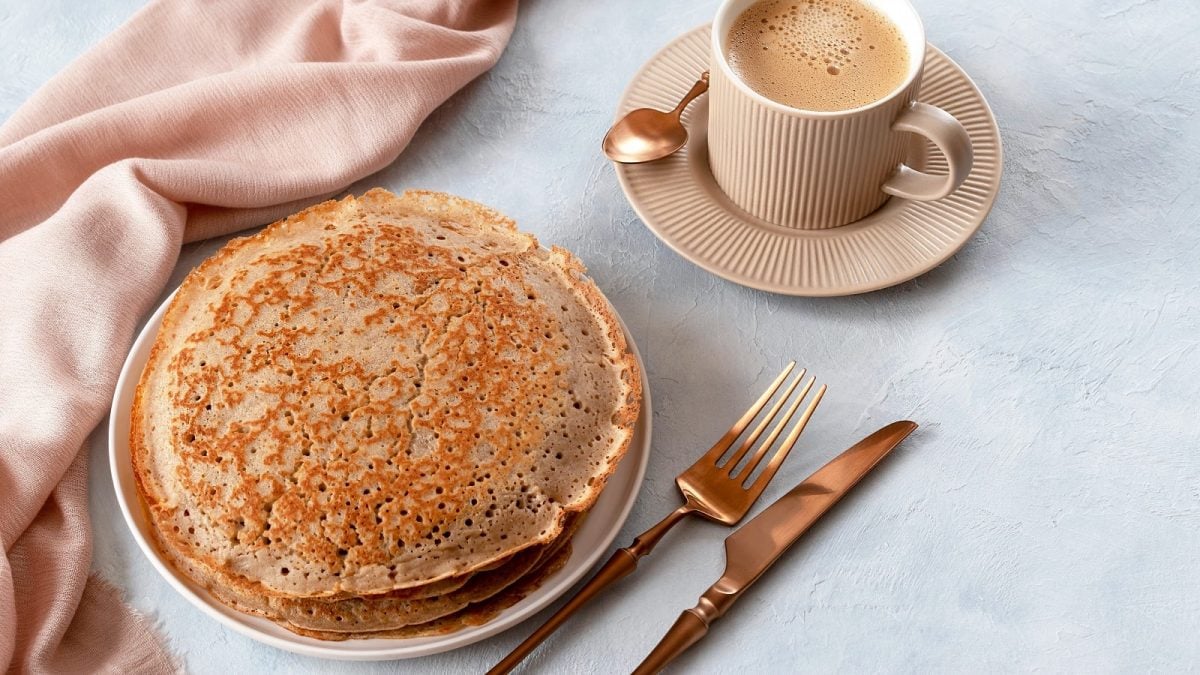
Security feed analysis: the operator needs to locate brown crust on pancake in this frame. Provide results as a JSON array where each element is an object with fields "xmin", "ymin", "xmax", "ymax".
[
  {"xmin": 284, "ymin": 539, "xmax": 575, "ymax": 641},
  {"xmin": 151, "ymin": 513, "xmax": 582, "ymax": 634},
  {"xmin": 131, "ymin": 189, "xmax": 639, "ymax": 601}
]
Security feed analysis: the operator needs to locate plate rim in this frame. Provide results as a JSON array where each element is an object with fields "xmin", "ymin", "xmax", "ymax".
[
  {"xmin": 107, "ymin": 286, "xmax": 652, "ymax": 661},
  {"xmin": 613, "ymin": 24, "xmax": 1004, "ymax": 297}
]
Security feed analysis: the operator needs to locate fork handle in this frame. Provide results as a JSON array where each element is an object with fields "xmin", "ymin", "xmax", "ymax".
[{"xmin": 488, "ymin": 506, "xmax": 691, "ymax": 675}]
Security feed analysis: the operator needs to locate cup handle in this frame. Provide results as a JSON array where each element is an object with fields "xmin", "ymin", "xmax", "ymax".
[{"xmin": 881, "ymin": 102, "xmax": 974, "ymax": 201}]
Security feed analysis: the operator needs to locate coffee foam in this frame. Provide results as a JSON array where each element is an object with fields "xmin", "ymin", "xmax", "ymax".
[{"xmin": 726, "ymin": 0, "xmax": 910, "ymax": 111}]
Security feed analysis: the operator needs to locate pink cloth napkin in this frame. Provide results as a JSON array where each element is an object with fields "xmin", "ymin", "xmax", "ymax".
[{"xmin": 0, "ymin": 0, "xmax": 517, "ymax": 671}]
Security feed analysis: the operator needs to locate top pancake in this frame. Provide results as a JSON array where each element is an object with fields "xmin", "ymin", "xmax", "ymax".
[{"xmin": 131, "ymin": 189, "xmax": 640, "ymax": 598}]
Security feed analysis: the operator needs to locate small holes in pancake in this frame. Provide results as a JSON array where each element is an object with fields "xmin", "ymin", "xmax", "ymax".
[{"xmin": 148, "ymin": 196, "xmax": 635, "ymax": 596}]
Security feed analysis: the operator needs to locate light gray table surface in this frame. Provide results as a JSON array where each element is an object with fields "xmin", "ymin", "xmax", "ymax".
[{"xmin": 3, "ymin": 0, "xmax": 1198, "ymax": 672}]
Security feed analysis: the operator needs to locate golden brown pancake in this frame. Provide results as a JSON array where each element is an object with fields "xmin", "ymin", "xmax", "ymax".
[
  {"xmin": 285, "ymin": 540, "xmax": 574, "ymax": 641},
  {"xmin": 151, "ymin": 514, "xmax": 581, "ymax": 634},
  {"xmin": 131, "ymin": 189, "xmax": 640, "ymax": 606}
]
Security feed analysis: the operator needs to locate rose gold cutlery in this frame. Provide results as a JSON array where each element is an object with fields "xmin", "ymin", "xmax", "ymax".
[
  {"xmin": 602, "ymin": 71, "xmax": 709, "ymax": 163},
  {"xmin": 490, "ymin": 361, "xmax": 825, "ymax": 674},
  {"xmin": 632, "ymin": 421, "xmax": 918, "ymax": 674}
]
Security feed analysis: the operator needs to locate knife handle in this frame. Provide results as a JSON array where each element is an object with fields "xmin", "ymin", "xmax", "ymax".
[
  {"xmin": 633, "ymin": 583, "xmax": 736, "ymax": 674},
  {"xmin": 631, "ymin": 609, "xmax": 710, "ymax": 674},
  {"xmin": 489, "ymin": 506, "xmax": 692, "ymax": 675}
]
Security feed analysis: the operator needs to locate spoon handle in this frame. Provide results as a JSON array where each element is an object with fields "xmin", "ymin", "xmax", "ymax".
[{"xmin": 671, "ymin": 71, "xmax": 710, "ymax": 117}]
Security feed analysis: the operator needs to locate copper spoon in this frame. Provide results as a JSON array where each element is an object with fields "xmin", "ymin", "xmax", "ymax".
[{"xmin": 602, "ymin": 71, "xmax": 709, "ymax": 163}]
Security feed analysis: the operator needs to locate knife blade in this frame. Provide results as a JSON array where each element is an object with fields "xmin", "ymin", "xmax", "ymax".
[{"xmin": 632, "ymin": 420, "xmax": 917, "ymax": 675}]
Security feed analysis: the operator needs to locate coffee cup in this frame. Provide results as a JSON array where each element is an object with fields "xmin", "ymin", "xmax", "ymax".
[{"xmin": 709, "ymin": 0, "xmax": 973, "ymax": 230}]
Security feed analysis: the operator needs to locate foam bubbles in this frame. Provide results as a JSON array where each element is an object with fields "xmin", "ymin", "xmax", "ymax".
[{"xmin": 726, "ymin": 0, "xmax": 910, "ymax": 111}]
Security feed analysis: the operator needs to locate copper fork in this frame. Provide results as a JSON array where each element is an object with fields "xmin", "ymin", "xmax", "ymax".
[{"xmin": 489, "ymin": 362, "xmax": 826, "ymax": 674}]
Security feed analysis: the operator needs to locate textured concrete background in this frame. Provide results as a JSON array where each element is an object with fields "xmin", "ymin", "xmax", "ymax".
[{"xmin": 2, "ymin": 0, "xmax": 1198, "ymax": 672}]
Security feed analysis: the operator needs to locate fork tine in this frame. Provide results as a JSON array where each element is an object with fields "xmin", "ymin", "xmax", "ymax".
[
  {"xmin": 720, "ymin": 368, "xmax": 806, "ymax": 472},
  {"xmin": 744, "ymin": 383, "xmax": 827, "ymax": 492},
  {"xmin": 699, "ymin": 361, "xmax": 796, "ymax": 464},
  {"xmin": 732, "ymin": 376, "xmax": 816, "ymax": 483}
]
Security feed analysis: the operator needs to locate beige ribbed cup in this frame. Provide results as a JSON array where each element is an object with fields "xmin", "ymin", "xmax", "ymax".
[{"xmin": 709, "ymin": 0, "xmax": 974, "ymax": 230}]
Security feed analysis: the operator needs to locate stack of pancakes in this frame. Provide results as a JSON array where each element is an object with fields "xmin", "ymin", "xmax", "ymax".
[{"xmin": 131, "ymin": 189, "xmax": 641, "ymax": 639}]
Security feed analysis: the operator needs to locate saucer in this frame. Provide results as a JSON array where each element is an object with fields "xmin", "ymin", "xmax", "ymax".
[{"xmin": 612, "ymin": 26, "xmax": 1002, "ymax": 296}]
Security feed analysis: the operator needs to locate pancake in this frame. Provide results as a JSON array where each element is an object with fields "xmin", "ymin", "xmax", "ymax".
[
  {"xmin": 285, "ymin": 539, "xmax": 574, "ymax": 641},
  {"xmin": 153, "ymin": 514, "xmax": 581, "ymax": 634},
  {"xmin": 131, "ymin": 189, "xmax": 641, "ymax": 601}
]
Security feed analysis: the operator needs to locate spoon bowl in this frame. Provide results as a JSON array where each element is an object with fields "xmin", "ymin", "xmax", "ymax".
[
  {"xmin": 603, "ymin": 109, "xmax": 689, "ymax": 163},
  {"xmin": 602, "ymin": 72, "xmax": 709, "ymax": 164}
]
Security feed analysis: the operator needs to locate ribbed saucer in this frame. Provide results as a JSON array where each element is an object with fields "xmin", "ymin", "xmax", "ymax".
[{"xmin": 613, "ymin": 26, "xmax": 1002, "ymax": 296}]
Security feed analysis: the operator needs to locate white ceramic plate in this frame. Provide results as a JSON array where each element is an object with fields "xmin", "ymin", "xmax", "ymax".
[{"xmin": 108, "ymin": 288, "xmax": 651, "ymax": 661}]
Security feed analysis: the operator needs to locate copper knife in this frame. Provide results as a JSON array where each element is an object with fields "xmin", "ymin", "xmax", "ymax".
[{"xmin": 632, "ymin": 421, "xmax": 917, "ymax": 674}]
